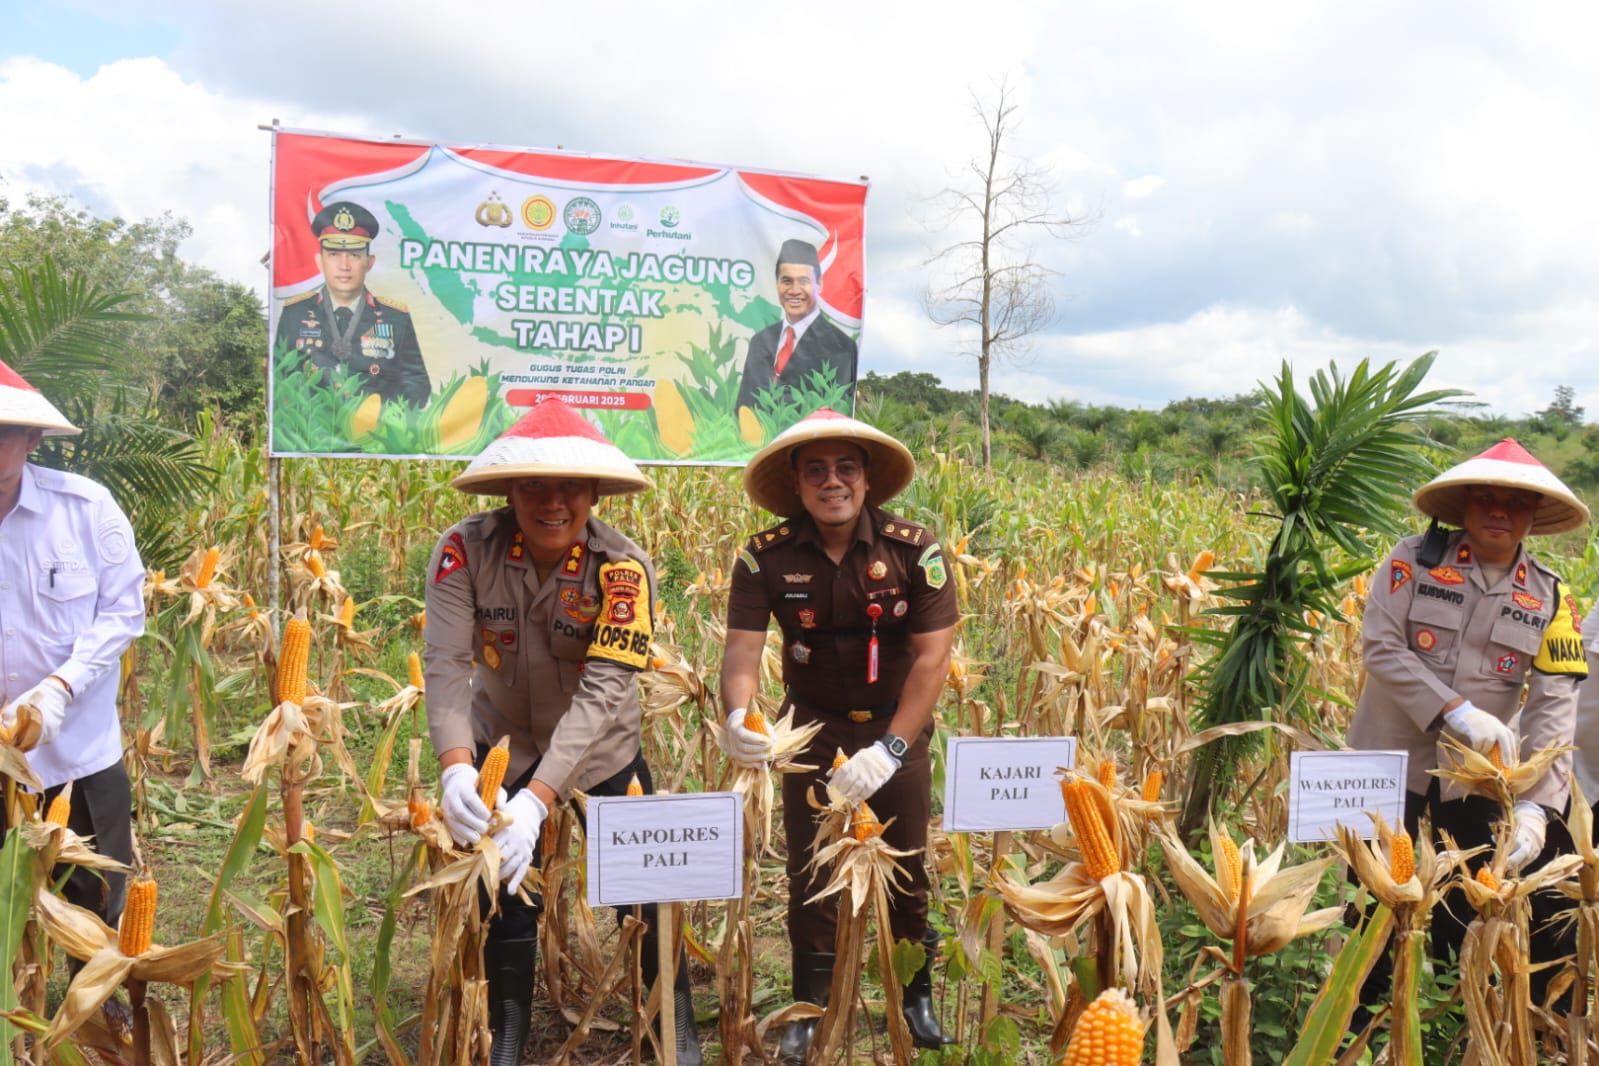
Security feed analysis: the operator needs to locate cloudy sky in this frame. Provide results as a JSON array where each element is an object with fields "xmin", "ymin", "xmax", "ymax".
[{"xmin": 2, "ymin": 0, "xmax": 1596, "ymax": 418}]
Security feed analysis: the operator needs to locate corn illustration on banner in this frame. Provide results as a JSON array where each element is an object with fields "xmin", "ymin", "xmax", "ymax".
[{"xmin": 268, "ymin": 127, "xmax": 867, "ymax": 462}]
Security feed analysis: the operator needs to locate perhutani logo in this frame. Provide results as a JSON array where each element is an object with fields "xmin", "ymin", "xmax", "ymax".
[
  {"xmin": 659, "ymin": 206, "xmax": 681, "ymax": 228},
  {"xmin": 564, "ymin": 197, "xmax": 602, "ymax": 235}
]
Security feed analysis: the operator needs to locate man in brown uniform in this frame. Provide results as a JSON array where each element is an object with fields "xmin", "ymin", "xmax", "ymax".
[
  {"xmin": 1349, "ymin": 437, "xmax": 1587, "ymax": 1016},
  {"xmin": 720, "ymin": 408, "xmax": 956, "ymax": 1062},
  {"xmin": 425, "ymin": 397, "xmax": 702, "ymax": 1066}
]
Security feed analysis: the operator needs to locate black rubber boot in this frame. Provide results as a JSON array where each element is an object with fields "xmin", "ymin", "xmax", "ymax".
[
  {"xmin": 641, "ymin": 932, "xmax": 703, "ymax": 1065},
  {"xmin": 902, "ymin": 938, "xmax": 955, "ymax": 1049},
  {"xmin": 486, "ymin": 937, "xmax": 537, "ymax": 1066},
  {"xmin": 777, "ymin": 951, "xmax": 835, "ymax": 1066}
]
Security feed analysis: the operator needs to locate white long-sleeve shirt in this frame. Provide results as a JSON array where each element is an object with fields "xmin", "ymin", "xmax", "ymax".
[{"xmin": 0, "ymin": 464, "xmax": 144, "ymax": 788}]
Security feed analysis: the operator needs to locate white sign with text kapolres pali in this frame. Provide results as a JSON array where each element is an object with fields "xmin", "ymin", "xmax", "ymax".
[
  {"xmin": 587, "ymin": 792, "xmax": 743, "ymax": 907},
  {"xmin": 943, "ymin": 737, "xmax": 1078, "ymax": 833},
  {"xmin": 1288, "ymin": 750, "xmax": 1408, "ymax": 844}
]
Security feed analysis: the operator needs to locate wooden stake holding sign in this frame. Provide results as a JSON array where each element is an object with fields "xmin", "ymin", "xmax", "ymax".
[
  {"xmin": 944, "ymin": 736, "xmax": 1077, "ymax": 1028},
  {"xmin": 587, "ymin": 792, "xmax": 743, "ymax": 1065}
]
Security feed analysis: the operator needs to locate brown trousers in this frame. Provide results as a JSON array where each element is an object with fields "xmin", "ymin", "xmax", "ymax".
[{"xmin": 781, "ymin": 699, "xmax": 933, "ymax": 955}]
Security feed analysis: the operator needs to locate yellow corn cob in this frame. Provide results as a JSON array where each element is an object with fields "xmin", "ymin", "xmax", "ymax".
[
  {"xmin": 411, "ymin": 609, "xmax": 427, "ymax": 633},
  {"xmin": 1488, "ymin": 743, "xmax": 1508, "ymax": 771},
  {"xmin": 1390, "ymin": 829, "xmax": 1415, "ymax": 883},
  {"xmin": 743, "ymin": 709, "xmax": 769, "ymax": 736},
  {"xmin": 1140, "ymin": 771, "xmax": 1165, "ymax": 803},
  {"xmin": 832, "ymin": 749, "xmax": 849, "ymax": 773},
  {"xmin": 852, "ymin": 801, "xmax": 884, "ymax": 841},
  {"xmin": 626, "ymin": 772, "xmax": 644, "ymax": 797},
  {"xmin": 1058, "ymin": 987, "xmax": 1145, "ymax": 1066},
  {"xmin": 1097, "ymin": 757, "xmax": 1117, "ymax": 791},
  {"xmin": 309, "ymin": 524, "xmax": 325, "ymax": 551},
  {"xmin": 118, "ymin": 871, "xmax": 157, "ymax": 956},
  {"xmin": 1476, "ymin": 866, "xmax": 1500, "ymax": 891},
  {"xmin": 339, "ymin": 597, "xmax": 356, "ymax": 629},
  {"xmin": 439, "ymin": 376, "xmax": 489, "ymax": 452},
  {"xmin": 1082, "ymin": 594, "xmax": 1098, "ymax": 617},
  {"xmin": 1218, "ymin": 833, "xmax": 1243, "ymax": 898},
  {"xmin": 243, "ymin": 592, "xmax": 260, "ymax": 618},
  {"xmin": 737, "ymin": 405, "xmax": 765, "ymax": 446},
  {"xmin": 478, "ymin": 737, "xmax": 511, "ymax": 808},
  {"xmin": 350, "ymin": 392, "xmax": 383, "ymax": 437},
  {"xmin": 276, "ymin": 609, "xmax": 312, "ymax": 705},
  {"xmin": 195, "ymin": 546, "xmax": 220, "ymax": 590},
  {"xmin": 652, "ymin": 379, "xmax": 695, "ymax": 456},
  {"xmin": 408, "ymin": 652, "xmax": 425, "ymax": 690},
  {"xmin": 306, "ymin": 550, "xmax": 328, "ymax": 579},
  {"xmin": 409, "ymin": 797, "xmax": 431, "ymax": 830},
  {"xmin": 44, "ymin": 793, "xmax": 71, "ymax": 827},
  {"xmin": 1061, "ymin": 775, "xmax": 1121, "ymax": 880},
  {"xmin": 1186, "ymin": 549, "xmax": 1216, "ymax": 585},
  {"xmin": 302, "ymin": 821, "xmax": 316, "ymax": 842}
]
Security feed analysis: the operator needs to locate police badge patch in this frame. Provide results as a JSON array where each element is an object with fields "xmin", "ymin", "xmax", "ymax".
[
  {"xmin": 589, "ymin": 560, "xmax": 652, "ymax": 670},
  {"xmin": 434, "ymin": 532, "xmax": 468, "ymax": 583},
  {"xmin": 1390, "ymin": 560, "xmax": 1412, "ymax": 593}
]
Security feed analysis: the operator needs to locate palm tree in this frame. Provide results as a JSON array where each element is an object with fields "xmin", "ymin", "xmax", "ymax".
[
  {"xmin": 1178, "ymin": 353, "xmax": 1463, "ymax": 838},
  {"xmin": 0, "ymin": 258, "xmax": 213, "ymax": 568}
]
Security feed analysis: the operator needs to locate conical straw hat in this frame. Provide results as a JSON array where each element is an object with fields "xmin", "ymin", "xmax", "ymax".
[
  {"xmin": 742, "ymin": 408, "xmax": 914, "ymax": 517},
  {"xmin": 452, "ymin": 397, "xmax": 650, "ymax": 497},
  {"xmin": 1413, "ymin": 438, "xmax": 1588, "ymax": 536},
  {"xmin": 0, "ymin": 359, "xmax": 79, "ymax": 435}
]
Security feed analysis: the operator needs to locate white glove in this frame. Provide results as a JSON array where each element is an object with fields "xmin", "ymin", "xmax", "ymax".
[
  {"xmin": 829, "ymin": 741, "xmax": 900, "ymax": 804},
  {"xmin": 1443, "ymin": 702, "xmax": 1518, "ymax": 760},
  {"xmin": 724, "ymin": 708, "xmax": 773, "ymax": 768},
  {"xmin": 440, "ymin": 763, "xmax": 494, "ymax": 846},
  {"xmin": 1506, "ymin": 801, "xmax": 1548, "ymax": 871},
  {"xmin": 493, "ymin": 789, "xmax": 548, "ymax": 893},
  {"xmin": 2, "ymin": 676, "xmax": 69, "ymax": 746}
]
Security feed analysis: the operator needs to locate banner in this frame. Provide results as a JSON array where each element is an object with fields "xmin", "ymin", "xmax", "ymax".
[{"xmin": 268, "ymin": 128, "xmax": 868, "ymax": 462}]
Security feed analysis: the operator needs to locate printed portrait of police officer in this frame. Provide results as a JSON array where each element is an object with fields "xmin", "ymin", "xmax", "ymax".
[{"xmin": 274, "ymin": 201, "xmax": 432, "ymax": 408}]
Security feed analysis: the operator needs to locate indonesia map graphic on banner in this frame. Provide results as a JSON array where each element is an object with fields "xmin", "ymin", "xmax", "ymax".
[{"xmin": 268, "ymin": 128, "xmax": 867, "ymax": 464}]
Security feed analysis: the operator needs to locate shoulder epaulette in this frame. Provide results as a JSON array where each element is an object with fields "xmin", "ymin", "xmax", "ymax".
[
  {"xmin": 283, "ymin": 290, "xmax": 317, "ymax": 306},
  {"xmin": 878, "ymin": 516, "xmax": 931, "ymax": 548},
  {"xmin": 374, "ymin": 294, "xmax": 410, "ymax": 313},
  {"xmin": 749, "ymin": 522, "xmax": 797, "ymax": 554}
]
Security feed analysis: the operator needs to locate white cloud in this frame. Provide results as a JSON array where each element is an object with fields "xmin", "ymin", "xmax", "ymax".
[
  {"xmin": 2, "ymin": 2, "xmax": 1598, "ymax": 418},
  {"xmin": 1123, "ymin": 175, "xmax": 1164, "ymax": 200}
]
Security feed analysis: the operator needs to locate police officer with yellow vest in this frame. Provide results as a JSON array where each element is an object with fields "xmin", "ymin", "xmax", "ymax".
[{"xmin": 1349, "ymin": 437, "xmax": 1588, "ymax": 1016}]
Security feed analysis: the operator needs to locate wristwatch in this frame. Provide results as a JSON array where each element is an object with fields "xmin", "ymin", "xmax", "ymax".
[{"xmin": 879, "ymin": 734, "xmax": 909, "ymax": 765}]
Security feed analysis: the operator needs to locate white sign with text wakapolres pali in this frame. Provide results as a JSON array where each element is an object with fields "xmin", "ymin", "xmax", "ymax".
[
  {"xmin": 942, "ymin": 736, "xmax": 1078, "ymax": 833},
  {"xmin": 586, "ymin": 792, "xmax": 743, "ymax": 908},
  {"xmin": 1288, "ymin": 750, "xmax": 1408, "ymax": 844}
]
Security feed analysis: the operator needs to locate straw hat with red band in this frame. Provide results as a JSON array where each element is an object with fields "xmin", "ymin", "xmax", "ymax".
[
  {"xmin": 743, "ymin": 408, "xmax": 915, "ymax": 517},
  {"xmin": 0, "ymin": 359, "xmax": 79, "ymax": 436},
  {"xmin": 452, "ymin": 396, "xmax": 651, "ymax": 497},
  {"xmin": 1412, "ymin": 437, "xmax": 1588, "ymax": 536}
]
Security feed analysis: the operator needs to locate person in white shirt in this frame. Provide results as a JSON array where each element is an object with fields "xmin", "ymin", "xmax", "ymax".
[{"xmin": 0, "ymin": 358, "xmax": 144, "ymax": 926}]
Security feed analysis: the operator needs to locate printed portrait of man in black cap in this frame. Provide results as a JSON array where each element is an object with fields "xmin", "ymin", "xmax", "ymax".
[
  {"xmin": 273, "ymin": 201, "xmax": 432, "ymax": 408},
  {"xmin": 734, "ymin": 238, "xmax": 859, "ymax": 414}
]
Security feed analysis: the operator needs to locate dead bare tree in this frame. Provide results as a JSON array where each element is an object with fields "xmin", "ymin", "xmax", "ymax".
[{"xmin": 923, "ymin": 78, "xmax": 1091, "ymax": 467}]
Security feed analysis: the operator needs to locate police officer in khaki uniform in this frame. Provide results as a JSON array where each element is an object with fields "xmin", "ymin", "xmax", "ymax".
[
  {"xmin": 424, "ymin": 397, "xmax": 701, "ymax": 1066},
  {"xmin": 720, "ymin": 409, "xmax": 957, "ymax": 1062},
  {"xmin": 274, "ymin": 200, "xmax": 432, "ymax": 407},
  {"xmin": 1349, "ymin": 437, "xmax": 1587, "ymax": 1017}
]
